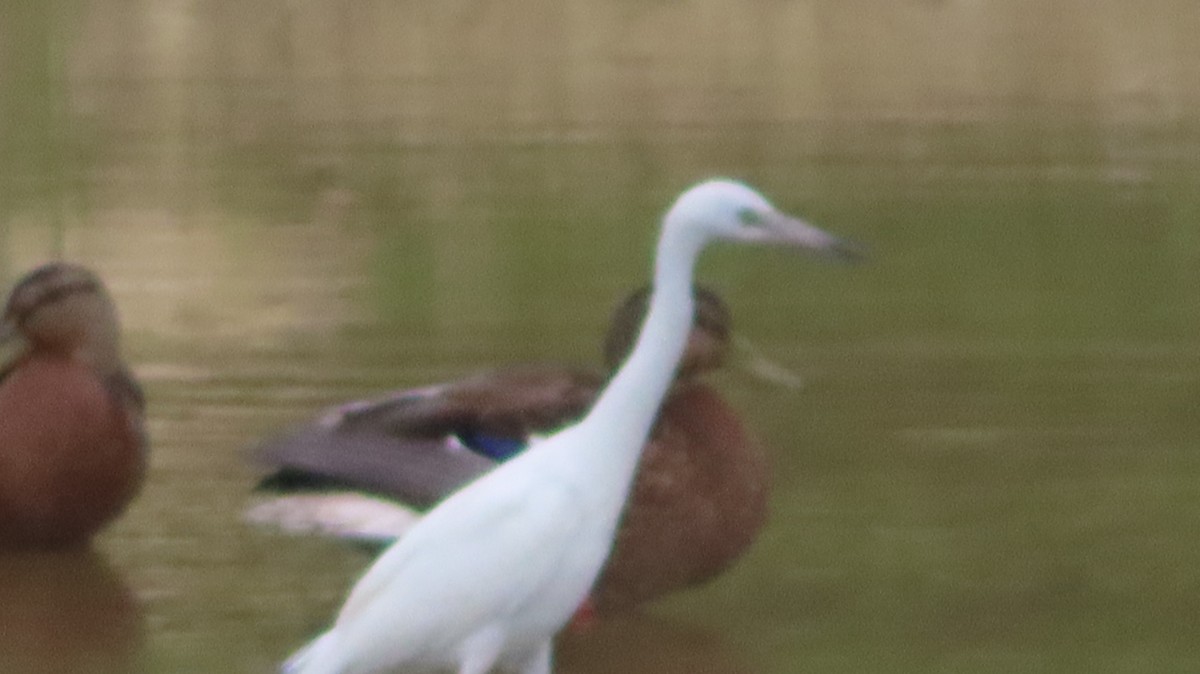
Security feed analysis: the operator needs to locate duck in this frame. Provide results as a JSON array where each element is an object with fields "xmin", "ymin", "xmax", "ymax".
[
  {"xmin": 248, "ymin": 285, "xmax": 769, "ymax": 620},
  {"xmin": 0, "ymin": 262, "xmax": 146, "ymax": 550},
  {"xmin": 280, "ymin": 179, "xmax": 861, "ymax": 674}
]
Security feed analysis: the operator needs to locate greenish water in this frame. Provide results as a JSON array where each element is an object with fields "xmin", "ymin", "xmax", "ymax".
[
  {"xmin": 3, "ymin": 122, "xmax": 1198, "ymax": 674},
  {"xmin": 4, "ymin": 2, "xmax": 1200, "ymax": 673}
]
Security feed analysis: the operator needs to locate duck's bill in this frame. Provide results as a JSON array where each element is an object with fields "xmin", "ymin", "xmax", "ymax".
[
  {"xmin": 754, "ymin": 211, "xmax": 867, "ymax": 262},
  {"xmin": 732, "ymin": 335, "xmax": 804, "ymax": 390},
  {"xmin": 0, "ymin": 317, "xmax": 29, "ymax": 374}
]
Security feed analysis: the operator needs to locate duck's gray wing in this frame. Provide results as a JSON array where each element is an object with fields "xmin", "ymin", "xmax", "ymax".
[{"xmin": 250, "ymin": 366, "xmax": 603, "ymax": 509}]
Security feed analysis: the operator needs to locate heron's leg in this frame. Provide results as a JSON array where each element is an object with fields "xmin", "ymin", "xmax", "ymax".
[{"xmin": 516, "ymin": 641, "xmax": 552, "ymax": 674}]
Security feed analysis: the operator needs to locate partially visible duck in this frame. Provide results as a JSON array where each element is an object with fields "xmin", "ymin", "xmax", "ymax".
[
  {"xmin": 0, "ymin": 263, "xmax": 146, "ymax": 550},
  {"xmin": 248, "ymin": 285, "xmax": 770, "ymax": 617}
]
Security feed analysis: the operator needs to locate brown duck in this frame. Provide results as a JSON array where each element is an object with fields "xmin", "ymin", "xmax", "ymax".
[
  {"xmin": 0, "ymin": 263, "xmax": 146, "ymax": 549},
  {"xmin": 248, "ymin": 286, "xmax": 769, "ymax": 620}
]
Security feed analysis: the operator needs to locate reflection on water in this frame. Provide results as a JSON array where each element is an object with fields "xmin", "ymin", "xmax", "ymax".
[
  {"xmin": 558, "ymin": 613, "xmax": 754, "ymax": 674},
  {"xmin": 0, "ymin": 550, "xmax": 143, "ymax": 674},
  {"xmin": 3, "ymin": 2, "xmax": 1200, "ymax": 673}
]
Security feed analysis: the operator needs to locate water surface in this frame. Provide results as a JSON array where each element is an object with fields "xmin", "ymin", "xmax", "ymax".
[{"xmin": 2, "ymin": 3, "xmax": 1199, "ymax": 673}]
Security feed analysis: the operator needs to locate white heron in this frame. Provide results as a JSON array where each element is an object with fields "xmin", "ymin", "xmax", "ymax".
[{"xmin": 282, "ymin": 179, "xmax": 860, "ymax": 674}]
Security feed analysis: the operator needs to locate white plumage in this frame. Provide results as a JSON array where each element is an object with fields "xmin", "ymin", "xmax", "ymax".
[{"xmin": 282, "ymin": 179, "xmax": 859, "ymax": 674}]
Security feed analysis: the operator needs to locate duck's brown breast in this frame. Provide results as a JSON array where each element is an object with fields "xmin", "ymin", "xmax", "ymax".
[
  {"xmin": 0, "ymin": 356, "xmax": 145, "ymax": 549},
  {"xmin": 592, "ymin": 382, "xmax": 770, "ymax": 612}
]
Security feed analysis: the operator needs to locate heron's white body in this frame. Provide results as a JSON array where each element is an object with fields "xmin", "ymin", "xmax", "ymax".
[{"xmin": 283, "ymin": 179, "xmax": 853, "ymax": 674}]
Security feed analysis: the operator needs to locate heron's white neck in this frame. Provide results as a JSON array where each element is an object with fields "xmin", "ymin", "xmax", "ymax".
[{"xmin": 573, "ymin": 222, "xmax": 706, "ymax": 497}]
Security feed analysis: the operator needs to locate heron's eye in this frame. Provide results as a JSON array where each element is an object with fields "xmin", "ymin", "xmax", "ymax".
[{"xmin": 737, "ymin": 208, "xmax": 764, "ymax": 227}]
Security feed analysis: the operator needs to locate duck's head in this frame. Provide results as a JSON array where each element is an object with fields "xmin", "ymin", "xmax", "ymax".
[
  {"xmin": 0, "ymin": 263, "xmax": 123, "ymax": 372},
  {"xmin": 663, "ymin": 179, "xmax": 864, "ymax": 260},
  {"xmin": 603, "ymin": 285, "xmax": 731, "ymax": 380}
]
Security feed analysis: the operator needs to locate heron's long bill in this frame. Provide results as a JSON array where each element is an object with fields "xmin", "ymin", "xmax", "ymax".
[{"xmin": 760, "ymin": 210, "xmax": 867, "ymax": 262}]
